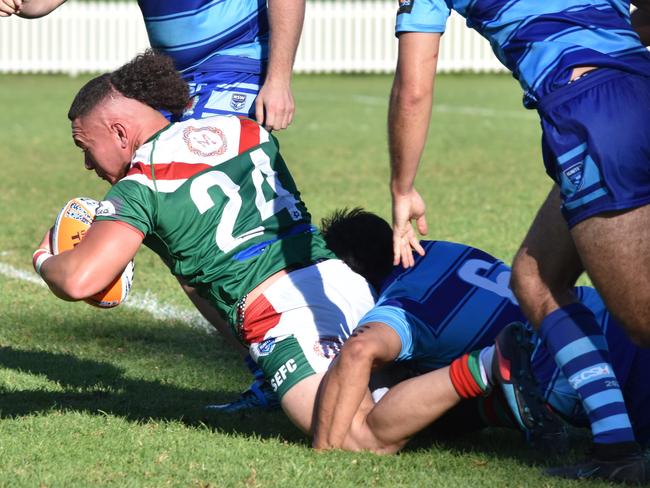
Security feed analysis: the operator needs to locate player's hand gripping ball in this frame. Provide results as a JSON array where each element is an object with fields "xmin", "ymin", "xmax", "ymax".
[{"xmin": 51, "ymin": 197, "xmax": 134, "ymax": 308}]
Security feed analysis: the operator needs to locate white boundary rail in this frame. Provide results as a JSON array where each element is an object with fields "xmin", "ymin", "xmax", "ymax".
[{"xmin": 0, "ymin": 1, "xmax": 505, "ymax": 74}]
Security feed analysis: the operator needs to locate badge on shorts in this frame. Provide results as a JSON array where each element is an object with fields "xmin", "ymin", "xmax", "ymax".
[
  {"xmin": 564, "ymin": 163, "xmax": 584, "ymax": 190},
  {"xmin": 230, "ymin": 93, "xmax": 247, "ymax": 111},
  {"xmin": 398, "ymin": 0, "xmax": 414, "ymax": 13},
  {"xmin": 256, "ymin": 338, "xmax": 276, "ymax": 357}
]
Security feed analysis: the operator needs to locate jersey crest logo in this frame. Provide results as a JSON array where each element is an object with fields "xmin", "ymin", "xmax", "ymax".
[
  {"xmin": 183, "ymin": 126, "xmax": 228, "ymax": 158},
  {"xmin": 564, "ymin": 162, "xmax": 584, "ymax": 190},
  {"xmin": 230, "ymin": 93, "xmax": 247, "ymax": 111},
  {"xmin": 398, "ymin": 0, "xmax": 414, "ymax": 13}
]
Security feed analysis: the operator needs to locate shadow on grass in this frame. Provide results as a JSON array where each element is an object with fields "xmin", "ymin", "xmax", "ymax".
[
  {"xmin": 0, "ymin": 346, "xmax": 304, "ymax": 444},
  {"xmin": 403, "ymin": 399, "xmax": 590, "ymax": 468},
  {"xmin": 0, "ymin": 345, "xmax": 595, "ymax": 466}
]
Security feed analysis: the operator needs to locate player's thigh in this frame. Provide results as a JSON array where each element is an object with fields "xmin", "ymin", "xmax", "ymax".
[
  {"xmin": 511, "ymin": 185, "xmax": 584, "ymax": 325},
  {"xmin": 571, "ymin": 203, "xmax": 650, "ymax": 345},
  {"xmin": 281, "ymin": 372, "xmax": 325, "ymax": 434}
]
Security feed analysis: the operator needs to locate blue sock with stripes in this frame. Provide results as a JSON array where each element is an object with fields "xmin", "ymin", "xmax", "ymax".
[{"xmin": 539, "ymin": 303, "xmax": 635, "ymax": 446}]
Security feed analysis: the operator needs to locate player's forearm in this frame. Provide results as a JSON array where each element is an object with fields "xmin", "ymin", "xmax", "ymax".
[
  {"xmin": 313, "ymin": 353, "xmax": 373, "ymax": 449},
  {"xmin": 265, "ymin": 0, "xmax": 305, "ymax": 84},
  {"xmin": 388, "ymin": 77, "xmax": 433, "ymax": 197},
  {"xmin": 38, "ymin": 253, "xmax": 93, "ymax": 301},
  {"xmin": 16, "ymin": 0, "xmax": 67, "ymax": 18},
  {"xmin": 388, "ymin": 34, "xmax": 438, "ymax": 197}
]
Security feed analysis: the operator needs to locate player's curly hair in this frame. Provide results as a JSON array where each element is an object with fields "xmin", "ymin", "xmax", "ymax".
[
  {"xmin": 320, "ymin": 207, "xmax": 394, "ymax": 291},
  {"xmin": 68, "ymin": 49, "xmax": 190, "ymax": 120}
]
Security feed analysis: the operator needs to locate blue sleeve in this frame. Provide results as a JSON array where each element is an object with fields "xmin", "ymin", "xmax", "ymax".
[
  {"xmin": 357, "ymin": 305, "xmax": 418, "ymax": 362},
  {"xmin": 396, "ymin": 0, "xmax": 450, "ymax": 36}
]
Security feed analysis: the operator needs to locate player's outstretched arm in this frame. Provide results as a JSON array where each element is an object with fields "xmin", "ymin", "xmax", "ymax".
[
  {"xmin": 255, "ymin": 0, "xmax": 305, "ymax": 131},
  {"xmin": 388, "ymin": 32, "xmax": 440, "ymax": 267},
  {"xmin": 313, "ymin": 323, "xmax": 402, "ymax": 452},
  {"xmin": 0, "ymin": 0, "xmax": 67, "ymax": 18},
  {"xmin": 35, "ymin": 220, "xmax": 142, "ymax": 301}
]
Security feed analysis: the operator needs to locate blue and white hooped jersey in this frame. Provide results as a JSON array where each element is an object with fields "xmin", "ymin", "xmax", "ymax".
[
  {"xmin": 360, "ymin": 240, "xmax": 525, "ymax": 371},
  {"xmin": 138, "ymin": 0, "xmax": 268, "ymax": 75},
  {"xmin": 396, "ymin": 0, "xmax": 650, "ymax": 107}
]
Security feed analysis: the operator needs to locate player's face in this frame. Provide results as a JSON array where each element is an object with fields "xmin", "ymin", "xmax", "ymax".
[{"xmin": 71, "ymin": 112, "xmax": 130, "ymax": 185}]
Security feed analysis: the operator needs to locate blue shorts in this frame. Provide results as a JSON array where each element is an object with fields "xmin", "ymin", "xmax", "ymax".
[
  {"xmin": 163, "ymin": 71, "xmax": 263, "ymax": 122},
  {"xmin": 538, "ymin": 69, "xmax": 650, "ymax": 227}
]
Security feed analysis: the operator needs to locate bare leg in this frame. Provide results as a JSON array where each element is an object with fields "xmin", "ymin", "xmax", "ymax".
[
  {"xmin": 365, "ymin": 366, "xmax": 460, "ymax": 448},
  {"xmin": 511, "ymin": 185, "xmax": 638, "ymax": 451},
  {"xmin": 281, "ymin": 372, "xmax": 325, "ymax": 435},
  {"xmin": 572, "ymin": 204, "xmax": 650, "ymax": 346},
  {"xmin": 510, "ymin": 185, "xmax": 583, "ymax": 327}
]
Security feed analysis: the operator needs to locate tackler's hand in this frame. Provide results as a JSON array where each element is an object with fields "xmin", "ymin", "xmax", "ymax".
[
  {"xmin": 0, "ymin": 0, "xmax": 22, "ymax": 17},
  {"xmin": 392, "ymin": 188, "xmax": 428, "ymax": 268},
  {"xmin": 255, "ymin": 77, "xmax": 295, "ymax": 132}
]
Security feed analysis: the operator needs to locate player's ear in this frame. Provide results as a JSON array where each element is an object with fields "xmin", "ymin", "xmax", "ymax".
[{"xmin": 112, "ymin": 122, "xmax": 128, "ymax": 149}]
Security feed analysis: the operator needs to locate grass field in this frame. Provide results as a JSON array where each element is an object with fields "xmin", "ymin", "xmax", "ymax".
[{"xmin": 0, "ymin": 73, "xmax": 605, "ymax": 487}]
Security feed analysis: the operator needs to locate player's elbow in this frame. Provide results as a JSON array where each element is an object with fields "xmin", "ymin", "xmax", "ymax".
[
  {"xmin": 338, "ymin": 336, "xmax": 377, "ymax": 369},
  {"xmin": 55, "ymin": 268, "xmax": 102, "ymax": 301},
  {"xmin": 391, "ymin": 85, "xmax": 432, "ymax": 113}
]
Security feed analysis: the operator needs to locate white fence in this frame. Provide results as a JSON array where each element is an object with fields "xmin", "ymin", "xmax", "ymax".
[{"xmin": 0, "ymin": 1, "xmax": 505, "ymax": 74}]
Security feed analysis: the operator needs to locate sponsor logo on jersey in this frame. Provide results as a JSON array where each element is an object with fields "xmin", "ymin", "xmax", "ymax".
[
  {"xmin": 269, "ymin": 358, "xmax": 297, "ymax": 391},
  {"xmin": 564, "ymin": 162, "xmax": 584, "ymax": 190},
  {"xmin": 96, "ymin": 200, "xmax": 117, "ymax": 217},
  {"xmin": 230, "ymin": 93, "xmax": 247, "ymax": 111},
  {"xmin": 313, "ymin": 336, "xmax": 342, "ymax": 359},
  {"xmin": 183, "ymin": 126, "xmax": 228, "ymax": 157},
  {"xmin": 398, "ymin": 0, "xmax": 414, "ymax": 14},
  {"xmin": 256, "ymin": 338, "xmax": 276, "ymax": 356}
]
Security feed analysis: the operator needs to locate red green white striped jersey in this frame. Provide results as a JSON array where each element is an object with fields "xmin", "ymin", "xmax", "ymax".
[{"xmin": 95, "ymin": 116, "xmax": 335, "ymax": 322}]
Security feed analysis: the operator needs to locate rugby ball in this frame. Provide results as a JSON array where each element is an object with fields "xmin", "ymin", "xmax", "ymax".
[{"xmin": 51, "ymin": 197, "xmax": 134, "ymax": 308}]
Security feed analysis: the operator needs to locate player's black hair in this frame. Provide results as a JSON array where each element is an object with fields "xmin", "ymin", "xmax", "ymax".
[
  {"xmin": 320, "ymin": 207, "xmax": 393, "ymax": 291},
  {"xmin": 68, "ymin": 49, "xmax": 190, "ymax": 120}
]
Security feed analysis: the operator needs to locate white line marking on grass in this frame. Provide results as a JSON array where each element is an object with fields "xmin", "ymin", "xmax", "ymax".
[
  {"xmin": 347, "ymin": 94, "xmax": 536, "ymax": 120},
  {"xmin": 0, "ymin": 262, "xmax": 215, "ymax": 335},
  {"xmin": 0, "ymin": 262, "xmax": 45, "ymax": 287},
  {"xmin": 433, "ymin": 103, "xmax": 537, "ymax": 120}
]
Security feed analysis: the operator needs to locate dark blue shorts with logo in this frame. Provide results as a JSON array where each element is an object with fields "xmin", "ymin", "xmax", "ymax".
[{"xmin": 537, "ymin": 68, "xmax": 650, "ymax": 228}]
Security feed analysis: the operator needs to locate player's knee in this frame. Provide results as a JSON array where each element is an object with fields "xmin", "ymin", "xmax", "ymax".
[{"xmin": 510, "ymin": 253, "xmax": 544, "ymax": 303}]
